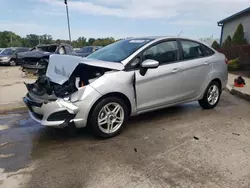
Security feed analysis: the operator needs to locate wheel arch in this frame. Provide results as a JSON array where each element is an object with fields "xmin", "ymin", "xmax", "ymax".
[
  {"xmin": 211, "ymin": 78, "xmax": 222, "ymax": 92},
  {"xmin": 87, "ymin": 92, "xmax": 132, "ymax": 125},
  {"xmin": 9, "ymin": 58, "xmax": 17, "ymax": 66}
]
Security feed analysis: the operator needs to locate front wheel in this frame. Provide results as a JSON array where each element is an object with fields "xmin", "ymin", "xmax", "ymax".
[
  {"xmin": 199, "ymin": 81, "xmax": 221, "ymax": 109},
  {"xmin": 9, "ymin": 59, "xmax": 16, "ymax": 66},
  {"xmin": 89, "ymin": 97, "xmax": 128, "ymax": 138}
]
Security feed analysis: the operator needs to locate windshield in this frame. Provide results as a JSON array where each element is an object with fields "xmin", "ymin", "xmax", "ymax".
[
  {"xmin": 87, "ymin": 39, "xmax": 153, "ymax": 62},
  {"xmin": 79, "ymin": 47, "xmax": 93, "ymax": 53},
  {"xmin": 0, "ymin": 48, "xmax": 13, "ymax": 55},
  {"xmin": 32, "ymin": 45, "xmax": 57, "ymax": 52}
]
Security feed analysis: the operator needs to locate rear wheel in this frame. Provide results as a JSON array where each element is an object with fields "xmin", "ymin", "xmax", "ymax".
[
  {"xmin": 89, "ymin": 97, "xmax": 128, "ymax": 138},
  {"xmin": 198, "ymin": 81, "xmax": 221, "ymax": 109}
]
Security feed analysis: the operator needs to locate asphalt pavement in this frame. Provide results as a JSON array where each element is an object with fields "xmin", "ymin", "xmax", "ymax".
[{"xmin": 1, "ymin": 92, "xmax": 250, "ymax": 188}]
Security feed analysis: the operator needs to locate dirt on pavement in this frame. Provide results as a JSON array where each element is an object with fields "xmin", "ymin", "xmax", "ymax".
[
  {"xmin": 0, "ymin": 66, "xmax": 35, "ymax": 113},
  {"xmin": 1, "ymin": 92, "xmax": 250, "ymax": 188}
]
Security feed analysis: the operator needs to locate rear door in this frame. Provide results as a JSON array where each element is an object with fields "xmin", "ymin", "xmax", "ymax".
[{"xmin": 177, "ymin": 40, "xmax": 213, "ymax": 99}]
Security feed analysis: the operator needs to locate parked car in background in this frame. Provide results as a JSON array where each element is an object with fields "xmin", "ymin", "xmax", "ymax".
[
  {"xmin": 73, "ymin": 48, "xmax": 80, "ymax": 52},
  {"xmin": 23, "ymin": 36, "xmax": 228, "ymax": 138},
  {"xmin": 18, "ymin": 43, "xmax": 74, "ymax": 75},
  {"xmin": 0, "ymin": 47, "xmax": 30, "ymax": 66},
  {"xmin": 74, "ymin": 46, "xmax": 102, "ymax": 57}
]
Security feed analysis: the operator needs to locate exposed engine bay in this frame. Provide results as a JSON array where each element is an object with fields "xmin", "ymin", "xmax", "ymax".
[{"xmin": 25, "ymin": 64, "xmax": 112, "ymax": 99}]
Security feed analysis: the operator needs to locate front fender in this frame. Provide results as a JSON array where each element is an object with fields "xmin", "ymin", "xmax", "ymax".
[{"xmin": 90, "ymin": 71, "xmax": 137, "ymax": 115}]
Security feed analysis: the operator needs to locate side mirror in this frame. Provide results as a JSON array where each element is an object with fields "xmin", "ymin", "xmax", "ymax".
[
  {"xmin": 141, "ymin": 59, "xmax": 159, "ymax": 69},
  {"xmin": 139, "ymin": 59, "xmax": 159, "ymax": 76}
]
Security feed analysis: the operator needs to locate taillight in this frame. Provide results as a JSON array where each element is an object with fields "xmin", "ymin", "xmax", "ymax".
[{"xmin": 225, "ymin": 58, "xmax": 228, "ymax": 64}]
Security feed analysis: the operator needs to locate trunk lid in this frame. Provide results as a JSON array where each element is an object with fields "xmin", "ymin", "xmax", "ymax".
[{"xmin": 46, "ymin": 54, "xmax": 124, "ymax": 85}]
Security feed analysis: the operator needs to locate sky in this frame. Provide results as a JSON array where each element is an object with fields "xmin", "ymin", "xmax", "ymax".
[{"xmin": 0, "ymin": 0, "xmax": 249, "ymax": 40}]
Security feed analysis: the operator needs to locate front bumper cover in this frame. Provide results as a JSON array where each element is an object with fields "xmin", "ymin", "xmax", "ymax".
[
  {"xmin": 23, "ymin": 95, "xmax": 81, "ymax": 128},
  {"xmin": 0, "ymin": 59, "xmax": 10, "ymax": 64}
]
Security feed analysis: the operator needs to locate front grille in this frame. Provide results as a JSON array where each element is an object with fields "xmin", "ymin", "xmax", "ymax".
[{"xmin": 47, "ymin": 110, "xmax": 75, "ymax": 121}]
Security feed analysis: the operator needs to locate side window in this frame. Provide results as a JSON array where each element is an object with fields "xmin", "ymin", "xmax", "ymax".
[
  {"xmin": 17, "ymin": 48, "xmax": 26, "ymax": 53},
  {"xmin": 142, "ymin": 41, "xmax": 178, "ymax": 64},
  {"xmin": 181, "ymin": 40, "xmax": 205, "ymax": 60},
  {"xmin": 58, "ymin": 46, "xmax": 66, "ymax": 54},
  {"xmin": 201, "ymin": 44, "xmax": 215, "ymax": 56},
  {"xmin": 65, "ymin": 46, "xmax": 72, "ymax": 54},
  {"xmin": 126, "ymin": 56, "xmax": 141, "ymax": 70}
]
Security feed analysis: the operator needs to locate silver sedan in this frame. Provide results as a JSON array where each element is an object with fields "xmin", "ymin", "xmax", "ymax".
[{"xmin": 24, "ymin": 36, "xmax": 228, "ymax": 138}]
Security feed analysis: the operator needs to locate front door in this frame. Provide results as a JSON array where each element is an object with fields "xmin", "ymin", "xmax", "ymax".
[{"xmin": 135, "ymin": 40, "xmax": 185, "ymax": 112}]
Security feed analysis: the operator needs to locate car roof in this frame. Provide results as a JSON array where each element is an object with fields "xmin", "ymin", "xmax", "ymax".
[
  {"xmin": 127, "ymin": 36, "xmax": 200, "ymax": 41},
  {"xmin": 37, "ymin": 43, "xmax": 72, "ymax": 47},
  {"xmin": 37, "ymin": 44, "xmax": 59, "ymax": 47},
  {"xmin": 126, "ymin": 36, "xmax": 211, "ymax": 47},
  {"xmin": 12, "ymin": 47, "xmax": 29, "ymax": 48}
]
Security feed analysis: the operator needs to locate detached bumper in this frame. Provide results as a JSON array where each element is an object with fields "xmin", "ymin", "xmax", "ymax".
[{"xmin": 23, "ymin": 95, "xmax": 80, "ymax": 128}]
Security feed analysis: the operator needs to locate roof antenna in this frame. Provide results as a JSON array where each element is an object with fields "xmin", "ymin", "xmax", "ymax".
[{"xmin": 178, "ymin": 30, "xmax": 183, "ymax": 36}]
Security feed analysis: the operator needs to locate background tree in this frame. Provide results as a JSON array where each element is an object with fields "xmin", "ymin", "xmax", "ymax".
[
  {"xmin": 232, "ymin": 23, "xmax": 248, "ymax": 45},
  {"xmin": 211, "ymin": 40, "xmax": 220, "ymax": 50},
  {"xmin": 87, "ymin": 38, "xmax": 96, "ymax": 46},
  {"xmin": 55, "ymin": 39, "xmax": 61, "ymax": 44},
  {"xmin": 26, "ymin": 34, "xmax": 40, "ymax": 47},
  {"xmin": 93, "ymin": 37, "xmax": 115, "ymax": 46},
  {"xmin": 0, "ymin": 31, "xmax": 23, "ymax": 47},
  {"xmin": 222, "ymin": 35, "xmax": 232, "ymax": 48},
  {"xmin": 40, "ymin": 34, "xmax": 53, "ymax": 44},
  {"xmin": 77, "ymin": 37, "xmax": 87, "ymax": 47},
  {"xmin": 0, "ymin": 30, "xmax": 118, "ymax": 48}
]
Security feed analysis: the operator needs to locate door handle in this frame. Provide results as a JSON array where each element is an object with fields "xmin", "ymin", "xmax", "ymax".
[
  {"xmin": 204, "ymin": 61, "xmax": 211, "ymax": 65},
  {"xmin": 171, "ymin": 68, "xmax": 181, "ymax": 73}
]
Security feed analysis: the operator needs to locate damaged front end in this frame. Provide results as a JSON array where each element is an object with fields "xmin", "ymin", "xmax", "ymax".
[
  {"xmin": 21, "ymin": 58, "xmax": 49, "ymax": 76},
  {"xmin": 23, "ymin": 54, "xmax": 124, "ymax": 128},
  {"xmin": 18, "ymin": 50, "xmax": 52, "ymax": 76}
]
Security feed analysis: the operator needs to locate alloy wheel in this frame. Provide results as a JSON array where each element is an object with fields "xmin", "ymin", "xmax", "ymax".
[
  {"xmin": 97, "ymin": 102, "xmax": 124, "ymax": 134},
  {"xmin": 10, "ymin": 60, "xmax": 16, "ymax": 66},
  {"xmin": 207, "ymin": 84, "xmax": 219, "ymax": 105}
]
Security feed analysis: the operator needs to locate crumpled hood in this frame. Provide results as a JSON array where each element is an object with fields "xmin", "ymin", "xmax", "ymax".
[
  {"xmin": 46, "ymin": 54, "xmax": 124, "ymax": 85},
  {"xmin": 17, "ymin": 51, "xmax": 53, "ymax": 59}
]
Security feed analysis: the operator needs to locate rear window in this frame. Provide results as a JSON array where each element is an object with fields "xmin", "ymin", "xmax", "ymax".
[
  {"xmin": 34, "ymin": 45, "xmax": 58, "ymax": 52},
  {"xmin": 181, "ymin": 40, "xmax": 205, "ymax": 60}
]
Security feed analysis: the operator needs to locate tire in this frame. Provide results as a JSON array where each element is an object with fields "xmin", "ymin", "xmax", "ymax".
[
  {"xmin": 89, "ymin": 97, "xmax": 128, "ymax": 139},
  {"xmin": 9, "ymin": 59, "xmax": 16, "ymax": 66},
  {"xmin": 198, "ymin": 81, "xmax": 221, "ymax": 109}
]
